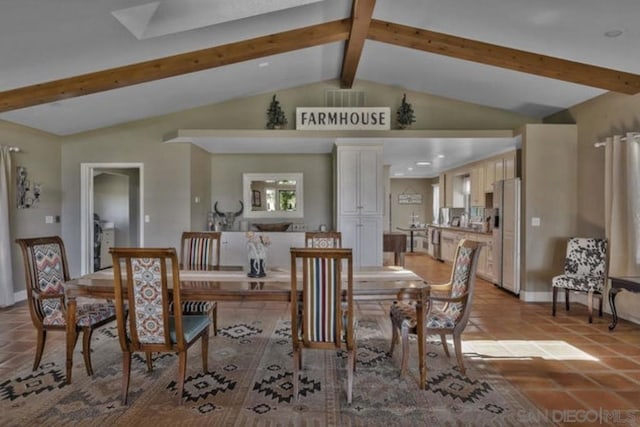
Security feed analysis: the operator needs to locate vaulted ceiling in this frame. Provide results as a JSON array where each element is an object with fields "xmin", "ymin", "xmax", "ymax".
[{"xmin": 1, "ymin": 0, "xmax": 638, "ymax": 176}]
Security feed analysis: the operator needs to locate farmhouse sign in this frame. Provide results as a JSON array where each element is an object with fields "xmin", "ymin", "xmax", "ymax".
[{"xmin": 296, "ymin": 107, "xmax": 391, "ymax": 131}]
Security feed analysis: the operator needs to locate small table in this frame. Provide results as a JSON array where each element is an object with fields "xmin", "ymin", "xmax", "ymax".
[
  {"xmin": 396, "ymin": 227, "xmax": 427, "ymax": 252},
  {"xmin": 383, "ymin": 232, "xmax": 407, "ymax": 265},
  {"xmin": 608, "ymin": 276, "xmax": 640, "ymax": 330}
]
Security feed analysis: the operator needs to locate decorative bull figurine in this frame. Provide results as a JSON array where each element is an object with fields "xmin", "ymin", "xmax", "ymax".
[{"xmin": 214, "ymin": 201, "xmax": 244, "ymax": 230}]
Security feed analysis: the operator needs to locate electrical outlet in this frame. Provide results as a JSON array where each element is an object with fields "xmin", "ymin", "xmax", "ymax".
[
  {"xmin": 45, "ymin": 215, "xmax": 54, "ymax": 224},
  {"xmin": 531, "ymin": 217, "xmax": 541, "ymax": 227}
]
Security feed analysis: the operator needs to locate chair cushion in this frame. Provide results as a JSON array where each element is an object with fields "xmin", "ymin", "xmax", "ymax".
[
  {"xmin": 169, "ymin": 315, "xmax": 210, "ymax": 343},
  {"xmin": 390, "ymin": 301, "xmax": 457, "ymax": 330},
  {"xmin": 43, "ymin": 302, "xmax": 116, "ymax": 327},
  {"xmin": 552, "ymin": 274, "xmax": 604, "ymax": 292}
]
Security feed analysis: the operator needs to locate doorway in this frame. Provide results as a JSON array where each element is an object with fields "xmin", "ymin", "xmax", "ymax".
[{"xmin": 80, "ymin": 163, "xmax": 144, "ymax": 275}]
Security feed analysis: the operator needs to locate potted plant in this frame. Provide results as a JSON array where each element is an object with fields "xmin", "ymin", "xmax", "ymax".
[
  {"xmin": 266, "ymin": 94, "xmax": 288, "ymax": 129},
  {"xmin": 396, "ymin": 93, "xmax": 416, "ymax": 129}
]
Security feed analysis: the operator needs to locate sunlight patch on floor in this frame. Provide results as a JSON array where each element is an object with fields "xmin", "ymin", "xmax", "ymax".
[{"xmin": 462, "ymin": 340, "xmax": 599, "ymax": 361}]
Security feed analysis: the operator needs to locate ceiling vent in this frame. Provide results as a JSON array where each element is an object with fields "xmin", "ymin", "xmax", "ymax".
[{"xmin": 325, "ymin": 90, "xmax": 365, "ymax": 107}]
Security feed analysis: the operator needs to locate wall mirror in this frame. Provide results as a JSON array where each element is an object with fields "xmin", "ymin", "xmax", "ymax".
[{"xmin": 243, "ymin": 173, "xmax": 304, "ymax": 218}]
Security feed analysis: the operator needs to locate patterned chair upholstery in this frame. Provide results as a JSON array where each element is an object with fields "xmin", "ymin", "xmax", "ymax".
[
  {"xmin": 552, "ymin": 237, "xmax": 608, "ymax": 323},
  {"xmin": 175, "ymin": 231, "xmax": 220, "ymax": 335},
  {"xmin": 290, "ymin": 248, "xmax": 355, "ymax": 404},
  {"xmin": 305, "ymin": 231, "xmax": 342, "ymax": 249},
  {"xmin": 110, "ymin": 247, "xmax": 210, "ymax": 405},
  {"xmin": 389, "ymin": 239, "xmax": 483, "ymax": 388},
  {"xmin": 15, "ymin": 236, "xmax": 116, "ymax": 375}
]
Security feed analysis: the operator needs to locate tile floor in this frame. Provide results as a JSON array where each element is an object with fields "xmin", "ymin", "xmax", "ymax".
[{"xmin": 1, "ymin": 253, "xmax": 639, "ymax": 426}]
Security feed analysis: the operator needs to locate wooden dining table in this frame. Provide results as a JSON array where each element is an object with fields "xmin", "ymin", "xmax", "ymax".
[{"xmin": 64, "ymin": 266, "xmax": 430, "ymax": 387}]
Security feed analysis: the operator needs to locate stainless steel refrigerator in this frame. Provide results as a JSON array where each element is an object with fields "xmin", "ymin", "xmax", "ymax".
[{"xmin": 492, "ymin": 178, "xmax": 521, "ymax": 295}]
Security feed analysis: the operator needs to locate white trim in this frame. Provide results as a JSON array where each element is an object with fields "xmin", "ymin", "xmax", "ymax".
[
  {"xmin": 80, "ymin": 163, "xmax": 144, "ymax": 275},
  {"xmin": 13, "ymin": 289, "xmax": 26, "ymax": 302}
]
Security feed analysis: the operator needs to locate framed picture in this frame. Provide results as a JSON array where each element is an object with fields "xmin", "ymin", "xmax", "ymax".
[
  {"xmin": 398, "ymin": 193, "xmax": 422, "ymax": 204},
  {"xmin": 252, "ymin": 190, "xmax": 261, "ymax": 207},
  {"xmin": 451, "ymin": 216, "xmax": 460, "ymax": 227}
]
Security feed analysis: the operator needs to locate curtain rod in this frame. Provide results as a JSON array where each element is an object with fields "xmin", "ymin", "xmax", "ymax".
[{"xmin": 594, "ymin": 132, "xmax": 640, "ymax": 148}]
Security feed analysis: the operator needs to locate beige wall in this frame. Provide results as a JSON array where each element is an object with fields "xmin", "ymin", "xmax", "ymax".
[
  {"xmin": 211, "ymin": 154, "xmax": 333, "ymax": 232},
  {"xmin": 190, "ymin": 144, "xmax": 212, "ymax": 231},
  {"xmin": 1, "ymin": 120, "xmax": 62, "ymax": 294},
  {"xmin": 520, "ymin": 124, "xmax": 578, "ymax": 297},
  {"xmin": 390, "ymin": 178, "xmax": 435, "ymax": 230}
]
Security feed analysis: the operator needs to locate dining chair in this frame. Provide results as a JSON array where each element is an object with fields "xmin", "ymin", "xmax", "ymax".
[
  {"xmin": 389, "ymin": 239, "xmax": 483, "ymax": 387},
  {"xmin": 110, "ymin": 247, "xmax": 210, "ymax": 405},
  {"xmin": 290, "ymin": 247, "xmax": 355, "ymax": 404},
  {"xmin": 177, "ymin": 231, "xmax": 221, "ymax": 335},
  {"xmin": 551, "ymin": 237, "xmax": 608, "ymax": 323},
  {"xmin": 304, "ymin": 231, "xmax": 342, "ymax": 248},
  {"xmin": 15, "ymin": 236, "xmax": 117, "ymax": 375}
]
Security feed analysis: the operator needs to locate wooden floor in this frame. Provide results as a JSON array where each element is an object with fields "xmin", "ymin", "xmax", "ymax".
[{"xmin": 1, "ymin": 253, "xmax": 639, "ymax": 426}]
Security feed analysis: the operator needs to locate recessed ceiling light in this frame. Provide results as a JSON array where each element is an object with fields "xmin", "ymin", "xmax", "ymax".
[
  {"xmin": 407, "ymin": 167, "xmax": 414, "ymax": 171},
  {"xmin": 258, "ymin": 62, "xmax": 270, "ymax": 68},
  {"xmin": 416, "ymin": 161, "xmax": 431, "ymax": 166},
  {"xmin": 394, "ymin": 172, "xmax": 405, "ymax": 177},
  {"xmin": 437, "ymin": 154, "xmax": 445, "ymax": 159},
  {"xmin": 604, "ymin": 29, "xmax": 623, "ymax": 38}
]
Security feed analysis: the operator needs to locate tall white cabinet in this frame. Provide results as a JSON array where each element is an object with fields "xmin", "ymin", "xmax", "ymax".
[{"xmin": 335, "ymin": 144, "xmax": 383, "ymax": 267}]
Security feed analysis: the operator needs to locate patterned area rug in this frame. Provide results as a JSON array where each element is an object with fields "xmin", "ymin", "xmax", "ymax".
[{"xmin": 1, "ymin": 312, "xmax": 553, "ymax": 426}]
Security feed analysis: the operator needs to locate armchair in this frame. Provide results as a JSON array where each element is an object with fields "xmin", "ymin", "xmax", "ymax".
[
  {"xmin": 551, "ymin": 237, "xmax": 608, "ymax": 323},
  {"xmin": 389, "ymin": 239, "xmax": 483, "ymax": 388}
]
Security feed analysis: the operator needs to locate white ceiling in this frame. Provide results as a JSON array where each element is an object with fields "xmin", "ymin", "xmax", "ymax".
[{"xmin": 1, "ymin": 0, "xmax": 637, "ymax": 177}]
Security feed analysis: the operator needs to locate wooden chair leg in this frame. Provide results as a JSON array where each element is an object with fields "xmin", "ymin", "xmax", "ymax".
[
  {"xmin": 587, "ymin": 290, "xmax": 594, "ymax": 324},
  {"xmin": 145, "ymin": 352, "xmax": 154, "ymax": 372},
  {"xmin": 82, "ymin": 327, "xmax": 94, "ymax": 376},
  {"xmin": 598, "ymin": 293, "xmax": 603, "ymax": 317},
  {"xmin": 201, "ymin": 329, "xmax": 209, "ymax": 372},
  {"xmin": 212, "ymin": 305, "xmax": 218, "ymax": 337},
  {"xmin": 33, "ymin": 328, "xmax": 47, "ymax": 371},
  {"xmin": 390, "ymin": 320, "xmax": 399, "ymax": 355},
  {"xmin": 346, "ymin": 348, "xmax": 354, "ymax": 404},
  {"xmin": 400, "ymin": 325, "xmax": 410, "ymax": 377},
  {"xmin": 293, "ymin": 347, "xmax": 300, "ymax": 401},
  {"xmin": 440, "ymin": 334, "xmax": 450, "ymax": 357},
  {"xmin": 177, "ymin": 351, "xmax": 188, "ymax": 405},
  {"xmin": 122, "ymin": 351, "xmax": 132, "ymax": 405},
  {"xmin": 453, "ymin": 334, "xmax": 466, "ymax": 375},
  {"xmin": 552, "ymin": 286, "xmax": 558, "ymax": 316},
  {"xmin": 565, "ymin": 289, "xmax": 570, "ymax": 311}
]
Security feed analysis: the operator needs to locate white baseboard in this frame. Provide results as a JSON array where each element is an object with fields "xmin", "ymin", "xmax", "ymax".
[{"xmin": 13, "ymin": 290, "xmax": 26, "ymax": 302}]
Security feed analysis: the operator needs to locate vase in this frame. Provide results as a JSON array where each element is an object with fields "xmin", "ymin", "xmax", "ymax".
[{"xmin": 247, "ymin": 242, "xmax": 267, "ymax": 278}]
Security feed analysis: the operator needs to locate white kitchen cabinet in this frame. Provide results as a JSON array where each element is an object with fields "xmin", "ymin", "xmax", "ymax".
[
  {"xmin": 470, "ymin": 166, "xmax": 485, "ymax": 207},
  {"xmin": 338, "ymin": 216, "xmax": 383, "ymax": 267},
  {"xmin": 99, "ymin": 228, "xmax": 115, "ymax": 269},
  {"xmin": 336, "ymin": 145, "xmax": 383, "ymax": 216},
  {"xmin": 484, "ymin": 160, "xmax": 496, "ymax": 193},
  {"xmin": 440, "ymin": 230, "xmax": 459, "ymax": 263},
  {"xmin": 335, "ymin": 144, "xmax": 383, "ymax": 268},
  {"xmin": 220, "ymin": 232, "xmax": 305, "ymax": 268}
]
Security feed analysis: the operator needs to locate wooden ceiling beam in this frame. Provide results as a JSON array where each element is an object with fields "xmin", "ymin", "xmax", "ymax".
[
  {"xmin": 367, "ymin": 19, "xmax": 640, "ymax": 95},
  {"xmin": 340, "ymin": 0, "xmax": 376, "ymax": 88},
  {"xmin": 0, "ymin": 19, "xmax": 351, "ymax": 113}
]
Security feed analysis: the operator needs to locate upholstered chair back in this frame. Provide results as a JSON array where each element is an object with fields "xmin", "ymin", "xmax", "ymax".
[
  {"xmin": 564, "ymin": 238, "xmax": 608, "ymax": 280},
  {"xmin": 305, "ymin": 232, "xmax": 342, "ymax": 249},
  {"xmin": 180, "ymin": 231, "xmax": 221, "ymax": 271}
]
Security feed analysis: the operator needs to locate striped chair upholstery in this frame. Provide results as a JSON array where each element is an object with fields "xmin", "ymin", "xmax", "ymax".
[
  {"xmin": 110, "ymin": 248, "xmax": 209, "ymax": 405},
  {"xmin": 552, "ymin": 237, "xmax": 608, "ymax": 323},
  {"xmin": 16, "ymin": 236, "xmax": 116, "ymax": 375},
  {"xmin": 176, "ymin": 232, "xmax": 220, "ymax": 335},
  {"xmin": 290, "ymin": 247, "xmax": 355, "ymax": 404}
]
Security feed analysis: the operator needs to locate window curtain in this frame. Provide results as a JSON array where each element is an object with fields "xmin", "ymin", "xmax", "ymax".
[
  {"xmin": 604, "ymin": 133, "xmax": 640, "ymax": 275},
  {"xmin": 0, "ymin": 146, "xmax": 15, "ymax": 307}
]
